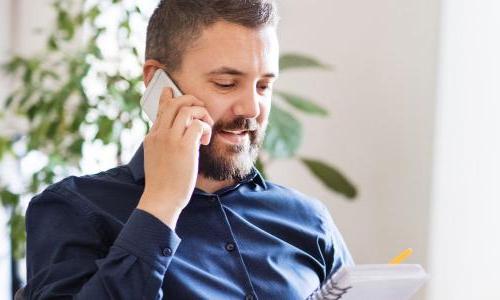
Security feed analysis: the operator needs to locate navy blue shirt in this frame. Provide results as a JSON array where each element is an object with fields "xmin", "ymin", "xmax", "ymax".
[{"xmin": 25, "ymin": 144, "xmax": 353, "ymax": 299}]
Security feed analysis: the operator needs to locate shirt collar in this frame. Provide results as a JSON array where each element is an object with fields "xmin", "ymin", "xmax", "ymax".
[{"xmin": 127, "ymin": 143, "xmax": 267, "ymax": 190}]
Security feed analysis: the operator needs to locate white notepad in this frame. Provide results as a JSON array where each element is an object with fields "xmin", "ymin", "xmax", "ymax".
[{"xmin": 307, "ymin": 264, "xmax": 428, "ymax": 300}]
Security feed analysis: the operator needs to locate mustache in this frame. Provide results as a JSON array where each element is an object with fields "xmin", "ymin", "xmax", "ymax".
[{"xmin": 213, "ymin": 117, "xmax": 259, "ymax": 132}]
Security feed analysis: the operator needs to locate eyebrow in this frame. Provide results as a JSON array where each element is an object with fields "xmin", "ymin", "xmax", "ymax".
[{"xmin": 205, "ymin": 66, "xmax": 278, "ymax": 79}]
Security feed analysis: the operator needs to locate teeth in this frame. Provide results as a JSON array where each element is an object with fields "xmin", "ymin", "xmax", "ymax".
[{"xmin": 223, "ymin": 130, "xmax": 245, "ymax": 135}]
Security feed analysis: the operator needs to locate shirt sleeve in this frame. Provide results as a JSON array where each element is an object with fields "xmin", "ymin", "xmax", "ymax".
[
  {"xmin": 319, "ymin": 202, "xmax": 355, "ymax": 281},
  {"xmin": 25, "ymin": 188, "xmax": 181, "ymax": 299}
]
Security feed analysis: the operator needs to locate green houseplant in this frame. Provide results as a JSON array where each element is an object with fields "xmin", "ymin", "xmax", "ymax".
[{"xmin": 0, "ymin": 0, "xmax": 356, "ymax": 268}]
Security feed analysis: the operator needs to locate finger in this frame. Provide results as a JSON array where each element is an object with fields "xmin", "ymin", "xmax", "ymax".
[
  {"xmin": 159, "ymin": 94, "xmax": 206, "ymax": 129},
  {"xmin": 170, "ymin": 106, "xmax": 214, "ymax": 137},
  {"xmin": 150, "ymin": 88, "xmax": 173, "ymax": 132},
  {"xmin": 183, "ymin": 119, "xmax": 213, "ymax": 147},
  {"xmin": 150, "ymin": 109, "xmax": 163, "ymax": 132}
]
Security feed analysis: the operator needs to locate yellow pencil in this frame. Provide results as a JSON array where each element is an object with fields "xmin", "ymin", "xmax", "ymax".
[{"xmin": 389, "ymin": 248, "xmax": 413, "ymax": 265}]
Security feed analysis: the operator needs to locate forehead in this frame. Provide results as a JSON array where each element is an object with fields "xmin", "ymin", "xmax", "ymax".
[{"xmin": 182, "ymin": 21, "xmax": 279, "ymax": 76}]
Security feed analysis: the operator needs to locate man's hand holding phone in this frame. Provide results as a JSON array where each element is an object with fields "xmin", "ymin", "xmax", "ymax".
[{"xmin": 137, "ymin": 84, "xmax": 214, "ymax": 231}]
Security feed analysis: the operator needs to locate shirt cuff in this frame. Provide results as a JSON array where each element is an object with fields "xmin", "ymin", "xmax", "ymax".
[{"xmin": 114, "ymin": 208, "xmax": 181, "ymax": 272}]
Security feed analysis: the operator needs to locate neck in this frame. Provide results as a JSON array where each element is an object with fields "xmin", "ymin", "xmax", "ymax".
[{"xmin": 195, "ymin": 175, "xmax": 236, "ymax": 194}]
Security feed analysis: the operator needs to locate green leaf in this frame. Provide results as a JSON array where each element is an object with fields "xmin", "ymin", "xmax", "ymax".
[
  {"xmin": 26, "ymin": 103, "xmax": 40, "ymax": 121},
  {"xmin": 18, "ymin": 88, "xmax": 35, "ymax": 109},
  {"xmin": 75, "ymin": 12, "xmax": 85, "ymax": 25},
  {"xmin": 279, "ymin": 53, "xmax": 332, "ymax": 71},
  {"xmin": 0, "ymin": 137, "xmax": 9, "ymax": 160},
  {"xmin": 0, "ymin": 189, "xmax": 19, "ymax": 207},
  {"xmin": 131, "ymin": 47, "xmax": 139, "ymax": 57},
  {"xmin": 86, "ymin": 5, "xmax": 101, "ymax": 22},
  {"xmin": 88, "ymin": 43, "xmax": 103, "ymax": 59},
  {"xmin": 301, "ymin": 157, "xmax": 357, "ymax": 199},
  {"xmin": 9, "ymin": 211, "xmax": 26, "ymax": 260},
  {"xmin": 263, "ymin": 104, "xmax": 302, "ymax": 158},
  {"xmin": 4, "ymin": 94, "xmax": 16, "ymax": 108},
  {"xmin": 48, "ymin": 35, "xmax": 58, "ymax": 50},
  {"xmin": 70, "ymin": 103, "xmax": 87, "ymax": 131},
  {"xmin": 40, "ymin": 69, "xmax": 59, "ymax": 80},
  {"xmin": 57, "ymin": 10, "xmax": 75, "ymax": 40},
  {"xmin": 30, "ymin": 172, "xmax": 41, "ymax": 193},
  {"xmin": 274, "ymin": 91, "xmax": 328, "ymax": 116},
  {"xmin": 95, "ymin": 116, "xmax": 114, "ymax": 144},
  {"xmin": 3, "ymin": 56, "xmax": 26, "ymax": 73},
  {"xmin": 69, "ymin": 137, "xmax": 84, "ymax": 155},
  {"xmin": 119, "ymin": 19, "xmax": 131, "ymax": 37},
  {"xmin": 40, "ymin": 164, "xmax": 56, "ymax": 184},
  {"xmin": 46, "ymin": 120, "xmax": 60, "ymax": 138}
]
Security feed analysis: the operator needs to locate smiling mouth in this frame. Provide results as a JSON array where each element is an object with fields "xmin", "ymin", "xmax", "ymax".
[
  {"xmin": 218, "ymin": 130, "xmax": 249, "ymax": 144},
  {"xmin": 222, "ymin": 129, "xmax": 247, "ymax": 135}
]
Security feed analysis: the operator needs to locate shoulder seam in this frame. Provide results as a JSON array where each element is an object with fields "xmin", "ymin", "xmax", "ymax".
[{"xmin": 43, "ymin": 182, "xmax": 96, "ymax": 217}]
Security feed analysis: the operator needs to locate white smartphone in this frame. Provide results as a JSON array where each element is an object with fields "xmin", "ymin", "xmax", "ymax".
[{"xmin": 140, "ymin": 69, "xmax": 183, "ymax": 122}]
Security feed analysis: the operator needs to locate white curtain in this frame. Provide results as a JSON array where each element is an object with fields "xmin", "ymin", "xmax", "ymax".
[{"xmin": 428, "ymin": 0, "xmax": 500, "ymax": 299}]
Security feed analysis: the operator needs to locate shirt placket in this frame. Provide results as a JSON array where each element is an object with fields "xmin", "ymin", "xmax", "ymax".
[{"xmin": 208, "ymin": 192, "xmax": 259, "ymax": 300}]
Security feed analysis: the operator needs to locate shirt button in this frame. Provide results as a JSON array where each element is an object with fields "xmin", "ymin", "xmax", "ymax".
[
  {"xmin": 245, "ymin": 294, "xmax": 254, "ymax": 300},
  {"xmin": 162, "ymin": 247, "xmax": 173, "ymax": 256},
  {"xmin": 208, "ymin": 196, "xmax": 217, "ymax": 204},
  {"xmin": 225, "ymin": 242, "xmax": 236, "ymax": 252}
]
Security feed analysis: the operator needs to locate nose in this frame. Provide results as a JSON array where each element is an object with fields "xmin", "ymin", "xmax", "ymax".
[{"xmin": 232, "ymin": 87, "xmax": 261, "ymax": 119}]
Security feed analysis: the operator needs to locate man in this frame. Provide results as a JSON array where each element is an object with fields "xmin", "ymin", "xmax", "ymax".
[{"xmin": 25, "ymin": 1, "xmax": 353, "ymax": 299}]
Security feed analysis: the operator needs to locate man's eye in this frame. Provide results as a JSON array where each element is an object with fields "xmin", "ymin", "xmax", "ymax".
[
  {"xmin": 214, "ymin": 82, "xmax": 235, "ymax": 88},
  {"xmin": 258, "ymin": 84, "xmax": 271, "ymax": 91}
]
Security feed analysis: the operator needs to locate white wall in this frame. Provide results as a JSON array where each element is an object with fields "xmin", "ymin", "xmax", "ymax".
[
  {"xmin": 0, "ymin": 0, "xmax": 13, "ymax": 298},
  {"xmin": 0, "ymin": 0, "xmax": 13, "ymax": 99},
  {"xmin": 428, "ymin": 1, "xmax": 500, "ymax": 299},
  {"xmin": 271, "ymin": 3, "xmax": 439, "ymax": 300}
]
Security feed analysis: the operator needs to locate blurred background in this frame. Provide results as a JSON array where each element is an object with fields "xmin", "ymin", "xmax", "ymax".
[{"xmin": 1, "ymin": 0, "xmax": 499, "ymax": 299}]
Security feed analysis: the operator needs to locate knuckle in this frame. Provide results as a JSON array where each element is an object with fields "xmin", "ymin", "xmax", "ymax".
[
  {"xmin": 163, "ymin": 99, "xmax": 174, "ymax": 109},
  {"xmin": 185, "ymin": 95, "xmax": 198, "ymax": 103},
  {"xmin": 200, "ymin": 106, "xmax": 209, "ymax": 115},
  {"xmin": 191, "ymin": 119, "xmax": 203, "ymax": 128},
  {"xmin": 193, "ymin": 120, "xmax": 207, "ymax": 133},
  {"xmin": 178, "ymin": 105, "xmax": 192, "ymax": 116},
  {"xmin": 158, "ymin": 98, "xmax": 170, "ymax": 111},
  {"xmin": 159, "ymin": 90, "xmax": 171, "ymax": 103},
  {"xmin": 182, "ymin": 95, "xmax": 202, "ymax": 106},
  {"xmin": 151, "ymin": 130, "xmax": 162, "ymax": 139}
]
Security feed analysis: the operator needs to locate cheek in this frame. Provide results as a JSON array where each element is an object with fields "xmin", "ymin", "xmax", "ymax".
[
  {"xmin": 257, "ymin": 100, "xmax": 271, "ymax": 124},
  {"xmin": 203, "ymin": 98, "xmax": 229, "ymax": 124},
  {"xmin": 202, "ymin": 93, "xmax": 271, "ymax": 124}
]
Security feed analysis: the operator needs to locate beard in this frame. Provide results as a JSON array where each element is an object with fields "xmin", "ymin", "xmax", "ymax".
[{"xmin": 198, "ymin": 116, "xmax": 265, "ymax": 181}]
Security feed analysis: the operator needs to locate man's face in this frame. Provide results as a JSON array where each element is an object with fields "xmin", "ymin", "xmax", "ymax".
[{"xmin": 172, "ymin": 21, "xmax": 279, "ymax": 181}]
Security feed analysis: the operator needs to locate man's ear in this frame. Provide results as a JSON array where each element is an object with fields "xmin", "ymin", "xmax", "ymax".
[{"xmin": 143, "ymin": 59, "xmax": 164, "ymax": 87}]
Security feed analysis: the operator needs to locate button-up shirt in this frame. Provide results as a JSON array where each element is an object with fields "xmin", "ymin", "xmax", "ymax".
[{"xmin": 25, "ymin": 144, "xmax": 353, "ymax": 299}]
